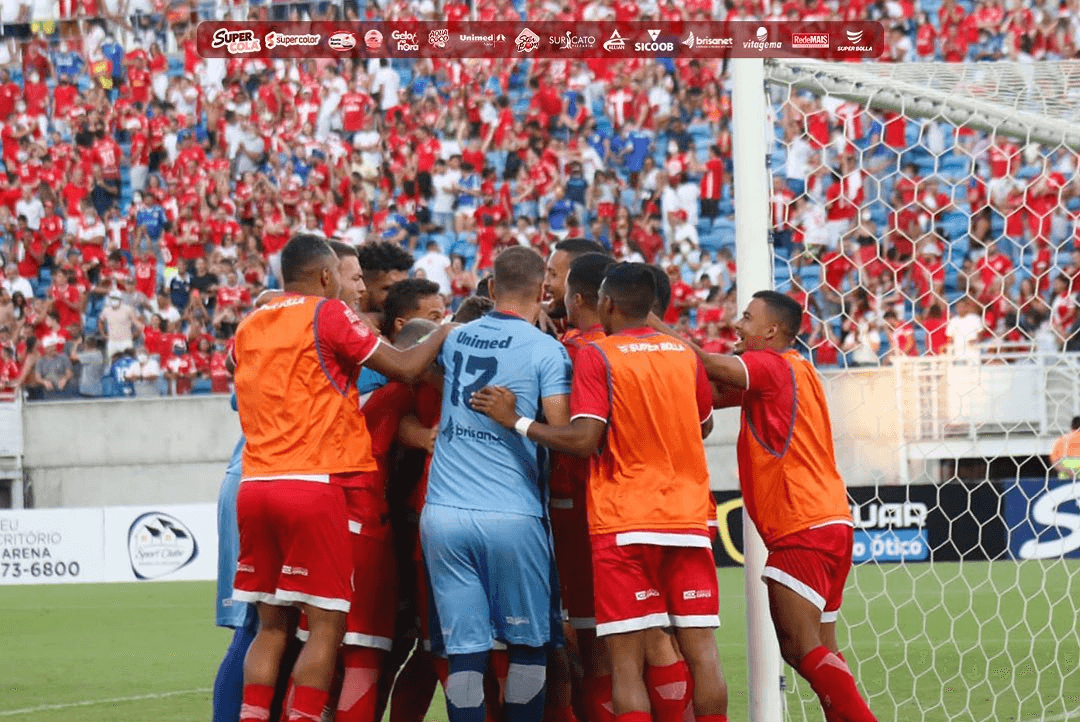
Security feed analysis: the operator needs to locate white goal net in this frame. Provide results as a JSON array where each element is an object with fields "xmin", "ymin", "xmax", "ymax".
[{"xmin": 755, "ymin": 59, "xmax": 1080, "ymax": 722}]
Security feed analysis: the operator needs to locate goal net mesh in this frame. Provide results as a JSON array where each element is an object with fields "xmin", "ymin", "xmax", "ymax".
[{"xmin": 760, "ymin": 59, "xmax": 1080, "ymax": 722}]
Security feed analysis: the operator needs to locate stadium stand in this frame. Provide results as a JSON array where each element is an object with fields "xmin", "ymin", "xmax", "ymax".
[{"xmin": 0, "ymin": 0, "xmax": 1078, "ymax": 400}]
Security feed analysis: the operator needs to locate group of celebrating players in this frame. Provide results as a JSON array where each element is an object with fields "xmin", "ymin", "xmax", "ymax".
[{"xmin": 212, "ymin": 232, "xmax": 880, "ymax": 722}]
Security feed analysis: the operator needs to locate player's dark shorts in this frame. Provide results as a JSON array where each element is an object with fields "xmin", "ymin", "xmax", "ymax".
[{"xmin": 763, "ymin": 523, "xmax": 854, "ymax": 623}]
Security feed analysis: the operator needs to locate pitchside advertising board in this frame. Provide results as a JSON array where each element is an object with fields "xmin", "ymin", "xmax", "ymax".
[
  {"xmin": 710, "ymin": 484, "xmax": 1012, "ymax": 567},
  {"xmin": 1004, "ymin": 478, "xmax": 1080, "ymax": 561},
  {"xmin": 0, "ymin": 504, "xmax": 217, "ymax": 585}
]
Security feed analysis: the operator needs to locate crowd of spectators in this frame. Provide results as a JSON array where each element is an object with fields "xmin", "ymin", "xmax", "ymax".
[{"xmin": 0, "ymin": 0, "xmax": 1079, "ymax": 401}]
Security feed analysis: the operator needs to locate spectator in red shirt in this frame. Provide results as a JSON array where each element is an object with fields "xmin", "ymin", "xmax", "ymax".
[
  {"xmin": 164, "ymin": 338, "xmax": 195, "ymax": 395},
  {"xmin": 213, "ymin": 271, "xmax": 252, "ymax": 337},
  {"xmin": 49, "ymin": 269, "xmax": 83, "ymax": 334},
  {"xmin": 663, "ymin": 265, "xmax": 696, "ymax": 324},
  {"xmin": 921, "ymin": 304, "xmax": 949, "ymax": 355}
]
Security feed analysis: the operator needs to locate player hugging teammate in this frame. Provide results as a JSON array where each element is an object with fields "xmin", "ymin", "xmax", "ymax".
[{"xmin": 221, "ymin": 234, "xmax": 875, "ymax": 722}]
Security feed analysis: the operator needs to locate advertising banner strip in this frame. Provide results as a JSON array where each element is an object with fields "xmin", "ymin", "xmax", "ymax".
[
  {"xmin": 196, "ymin": 21, "xmax": 885, "ymax": 60},
  {"xmin": 0, "ymin": 504, "xmax": 218, "ymax": 586},
  {"xmin": 709, "ymin": 483, "xmax": 1009, "ymax": 568}
]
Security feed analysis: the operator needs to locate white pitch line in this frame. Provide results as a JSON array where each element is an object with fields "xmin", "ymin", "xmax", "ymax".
[
  {"xmin": 1041, "ymin": 708, "xmax": 1080, "ymax": 722},
  {"xmin": 0, "ymin": 688, "xmax": 210, "ymax": 717}
]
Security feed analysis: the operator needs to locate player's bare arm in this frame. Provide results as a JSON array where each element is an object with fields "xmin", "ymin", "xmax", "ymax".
[
  {"xmin": 364, "ymin": 323, "xmax": 456, "ymax": 384},
  {"xmin": 470, "ymin": 386, "xmax": 604, "ymax": 458},
  {"xmin": 397, "ymin": 413, "xmax": 437, "ymax": 454},
  {"xmin": 646, "ymin": 312, "xmax": 749, "ymax": 389}
]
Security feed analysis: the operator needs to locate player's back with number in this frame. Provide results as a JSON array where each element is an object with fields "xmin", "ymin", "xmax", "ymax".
[{"xmin": 428, "ymin": 312, "xmax": 571, "ymax": 516}]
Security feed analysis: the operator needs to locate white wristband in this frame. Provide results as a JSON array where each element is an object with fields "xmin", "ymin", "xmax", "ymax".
[{"xmin": 514, "ymin": 417, "xmax": 534, "ymax": 437}]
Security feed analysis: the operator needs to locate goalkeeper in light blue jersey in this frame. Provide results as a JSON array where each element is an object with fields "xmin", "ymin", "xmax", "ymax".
[
  {"xmin": 422, "ymin": 247, "xmax": 572, "ymax": 722},
  {"xmin": 212, "ymin": 394, "xmax": 257, "ymax": 722}
]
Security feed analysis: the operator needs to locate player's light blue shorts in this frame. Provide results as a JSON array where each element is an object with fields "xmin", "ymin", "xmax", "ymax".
[
  {"xmin": 420, "ymin": 504, "xmax": 553, "ymax": 655},
  {"xmin": 216, "ymin": 441, "xmax": 256, "ymax": 630}
]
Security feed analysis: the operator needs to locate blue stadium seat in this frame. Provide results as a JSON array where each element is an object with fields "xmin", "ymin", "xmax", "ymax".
[{"xmin": 940, "ymin": 211, "xmax": 969, "ymax": 241}]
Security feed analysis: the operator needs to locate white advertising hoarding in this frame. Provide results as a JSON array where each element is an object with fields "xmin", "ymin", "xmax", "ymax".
[
  {"xmin": 0, "ymin": 504, "xmax": 217, "ymax": 585},
  {"xmin": 0, "ymin": 508, "xmax": 107, "ymax": 584},
  {"xmin": 103, "ymin": 504, "xmax": 218, "ymax": 583}
]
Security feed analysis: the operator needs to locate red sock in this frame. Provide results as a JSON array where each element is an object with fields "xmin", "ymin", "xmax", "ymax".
[
  {"xmin": 390, "ymin": 650, "xmax": 440, "ymax": 722},
  {"xmin": 336, "ymin": 648, "xmax": 382, "ymax": 722},
  {"xmin": 646, "ymin": 662, "xmax": 690, "ymax": 722},
  {"xmin": 277, "ymin": 680, "xmax": 295, "ymax": 722},
  {"xmin": 434, "ymin": 656, "xmax": 450, "ymax": 688},
  {"xmin": 682, "ymin": 669, "xmax": 696, "ymax": 722},
  {"xmin": 287, "ymin": 685, "xmax": 329, "ymax": 722},
  {"xmin": 695, "ymin": 716, "xmax": 727, "ymax": 722},
  {"xmin": 240, "ymin": 684, "xmax": 274, "ymax": 722},
  {"xmin": 583, "ymin": 675, "xmax": 614, "ymax": 722},
  {"xmin": 797, "ymin": 647, "xmax": 877, "ymax": 722},
  {"xmin": 819, "ymin": 652, "xmax": 849, "ymax": 722},
  {"xmin": 613, "ymin": 712, "xmax": 651, "ymax": 722},
  {"xmin": 485, "ymin": 650, "xmax": 510, "ymax": 722}
]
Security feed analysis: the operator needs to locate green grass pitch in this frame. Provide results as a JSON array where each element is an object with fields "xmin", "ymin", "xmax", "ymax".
[{"xmin": 1, "ymin": 562, "xmax": 1077, "ymax": 721}]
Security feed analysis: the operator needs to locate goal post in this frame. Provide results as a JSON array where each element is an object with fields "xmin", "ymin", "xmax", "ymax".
[
  {"xmin": 732, "ymin": 57, "xmax": 1080, "ymax": 722},
  {"xmin": 731, "ymin": 56, "xmax": 785, "ymax": 722}
]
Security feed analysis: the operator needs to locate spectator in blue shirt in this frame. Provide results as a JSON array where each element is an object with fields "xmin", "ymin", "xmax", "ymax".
[
  {"xmin": 972, "ymin": 29, "xmax": 1002, "ymax": 62},
  {"xmin": 101, "ymin": 36, "xmax": 126, "ymax": 86},
  {"xmin": 622, "ymin": 120, "xmax": 654, "ymax": 175},
  {"xmin": 564, "ymin": 162, "xmax": 588, "ymax": 220},
  {"xmin": 547, "ymin": 185, "xmax": 576, "ymax": 236},
  {"xmin": 53, "ymin": 45, "xmax": 85, "ymax": 79},
  {"xmin": 132, "ymin": 192, "xmax": 167, "ymax": 250}
]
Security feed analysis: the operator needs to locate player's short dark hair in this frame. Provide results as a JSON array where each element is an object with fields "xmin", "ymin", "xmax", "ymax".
[
  {"xmin": 356, "ymin": 241, "xmax": 414, "ymax": 277},
  {"xmin": 647, "ymin": 265, "xmax": 672, "ymax": 316},
  {"xmin": 1072, "ymin": 416, "xmax": 1080, "ymax": 431},
  {"xmin": 395, "ymin": 318, "xmax": 439, "ymax": 348},
  {"xmin": 382, "ymin": 278, "xmax": 441, "ymax": 337},
  {"xmin": 601, "ymin": 263, "xmax": 657, "ymax": 320},
  {"xmin": 453, "ymin": 296, "xmax": 494, "ymax": 323},
  {"xmin": 281, "ymin": 234, "xmax": 335, "ymax": 285},
  {"xmin": 329, "ymin": 240, "xmax": 358, "ymax": 260},
  {"xmin": 493, "ymin": 246, "xmax": 545, "ymax": 297},
  {"xmin": 753, "ymin": 290, "xmax": 803, "ymax": 339},
  {"xmin": 554, "ymin": 238, "xmax": 608, "ymax": 261},
  {"xmin": 567, "ymin": 253, "xmax": 616, "ymax": 305}
]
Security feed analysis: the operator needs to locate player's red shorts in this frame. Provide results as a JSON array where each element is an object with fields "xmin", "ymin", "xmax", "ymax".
[
  {"xmin": 762, "ymin": 523, "xmax": 854, "ymax": 623},
  {"xmin": 233, "ymin": 478, "xmax": 352, "ymax": 612},
  {"xmin": 297, "ymin": 488, "xmax": 397, "ymax": 648},
  {"xmin": 591, "ymin": 532, "xmax": 719, "ymax": 638},
  {"xmin": 550, "ymin": 497, "xmax": 595, "ymax": 629},
  {"xmin": 344, "ymin": 488, "xmax": 397, "ymax": 649}
]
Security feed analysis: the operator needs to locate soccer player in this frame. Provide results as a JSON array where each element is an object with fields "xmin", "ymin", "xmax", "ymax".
[
  {"xmin": 212, "ymin": 395, "xmax": 256, "ymax": 722},
  {"xmin": 356, "ymin": 241, "xmax": 415, "ymax": 318},
  {"xmin": 1050, "ymin": 416, "xmax": 1080, "ymax": 478},
  {"xmin": 422, "ymin": 246, "xmax": 573, "ymax": 722},
  {"xmin": 681, "ymin": 290, "xmax": 876, "ymax": 722},
  {"xmin": 328, "ymin": 316, "xmax": 444, "ymax": 722},
  {"xmin": 381, "ymin": 278, "xmax": 447, "ymax": 337},
  {"xmin": 543, "ymin": 238, "xmax": 608, "ymax": 323},
  {"xmin": 548, "ymin": 252, "xmax": 616, "ymax": 722},
  {"xmin": 231, "ymin": 235, "xmax": 453, "ymax": 722},
  {"xmin": 471, "ymin": 263, "xmax": 728, "ymax": 722}
]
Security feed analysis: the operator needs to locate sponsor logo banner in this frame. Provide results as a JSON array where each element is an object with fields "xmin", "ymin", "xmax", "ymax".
[
  {"xmin": 709, "ymin": 483, "xmax": 1007, "ymax": 567},
  {"xmin": 1005, "ymin": 478, "xmax": 1080, "ymax": 560},
  {"xmin": 196, "ymin": 21, "xmax": 884, "ymax": 58}
]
